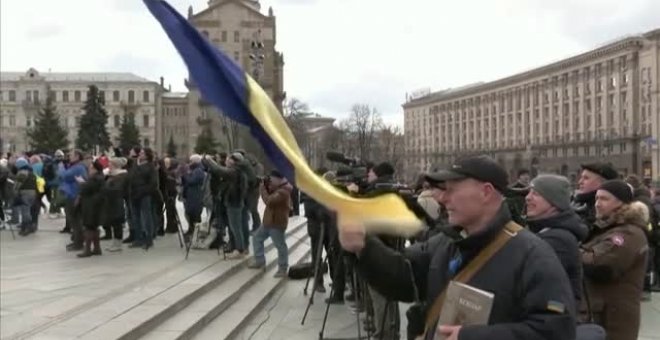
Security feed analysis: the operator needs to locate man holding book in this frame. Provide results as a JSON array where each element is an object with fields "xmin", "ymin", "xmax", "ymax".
[{"xmin": 339, "ymin": 155, "xmax": 576, "ymax": 340}]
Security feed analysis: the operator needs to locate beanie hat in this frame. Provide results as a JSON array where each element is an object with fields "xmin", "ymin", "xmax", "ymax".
[
  {"xmin": 530, "ymin": 174, "xmax": 572, "ymax": 211},
  {"xmin": 581, "ymin": 162, "xmax": 619, "ymax": 181},
  {"xmin": 372, "ymin": 162, "xmax": 395, "ymax": 178},
  {"xmin": 230, "ymin": 152, "xmax": 244, "ymax": 163},
  {"xmin": 15, "ymin": 157, "xmax": 30, "ymax": 170},
  {"xmin": 109, "ymin": 157, "xmax": 127, "ymax": 169},
  {"xmin": 54, "ymin": 149, "xmax": 65, "ymax": 157},
  {"xmin": 599, "ymin": 180, "xmax": 634, "ymax": 204},
  {"xmin": 270, "ymin": 169, "xmax": 284, "ymax": 179},
  {"xmin": 189, "ymin": 154, "xmax": 203, "ymax": 164}
]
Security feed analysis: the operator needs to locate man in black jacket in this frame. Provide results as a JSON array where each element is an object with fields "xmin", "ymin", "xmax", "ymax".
[
  {"xmin": 339, "ymin": 156, "xmax": 576, "ymax": 340},
  {"xmin": 525, "ymin": 174, "xmax": 588, "ymax": 307}
]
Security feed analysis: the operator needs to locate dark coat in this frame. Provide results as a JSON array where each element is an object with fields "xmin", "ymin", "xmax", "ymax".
[
  {"xmin": 204, "ymin": 159, "xmax": 246, "ymax": 208},
  {"xmin": 182, "ymin": 163, "xmax": 206, "ymax": 217},
  {"xmin": 129, "ymin": 161, "xmax": 158, "ymax": 201},
  {"xmin": 528, "ymin": 210, "xmax": 588, "ymax": 306},
  {"xmin": 581, "ymin": 201, "xmax": 650, "ymax": 340},
  {"xmin": 261, "ymin": 181, "xmax": 292, "ymax": 230},
  {"xmin": 357, "ymin": 204, "xmax": 576, "ymax": 340},
  {"xmin": 101, "ymin": 170, "xmax": 129, "ymax": 226},
  {"xmin": 79, "ymin": 173, "xmax": 106, "ymax": 227},
  {"xmin": 572, "ymin": 191, "xmax": 597, "ymax": 233}
]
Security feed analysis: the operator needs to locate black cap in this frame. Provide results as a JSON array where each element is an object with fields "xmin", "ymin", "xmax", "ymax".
[
  {"xmin": 599, "ymin": 180, "xmax": 634, "ymax": 204},
  {"xmin": 581, "ymin": 162, "xmax": 619, "ymax": 181},
  {"xmin": 426, "ymin": 155, "xmax": 509, "ymax": 192}
]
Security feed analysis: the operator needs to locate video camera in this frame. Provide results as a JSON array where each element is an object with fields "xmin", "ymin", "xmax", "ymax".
[{"xmin": 326, "ymin": 151, "xmax": 369, "ymax": 187}]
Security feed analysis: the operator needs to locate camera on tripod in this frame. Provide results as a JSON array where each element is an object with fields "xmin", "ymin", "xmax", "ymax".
[{"xmin": 326, "ymin": 151, "xmax": 369, "ymax": 189}]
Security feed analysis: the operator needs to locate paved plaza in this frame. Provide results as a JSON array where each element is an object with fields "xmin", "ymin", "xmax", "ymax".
[{"xmin": 1, "ymin": 211, "xmax": 659, "ymax": 339}]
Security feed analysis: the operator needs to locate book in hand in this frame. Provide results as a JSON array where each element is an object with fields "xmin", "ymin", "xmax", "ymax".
[{"xmin": 433, "ymin": 281, "xmax": 494, "ymax": 340}]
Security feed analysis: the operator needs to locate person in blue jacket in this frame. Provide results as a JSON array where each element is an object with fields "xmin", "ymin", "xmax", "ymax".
[{"xmin": 59, "ymin": 150, "xmax": 87, "ymax": 251}]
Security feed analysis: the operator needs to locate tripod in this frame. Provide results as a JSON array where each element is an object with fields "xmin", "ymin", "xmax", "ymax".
[{"xmin": 300, "ymin": 218, "xmax": 369, "ymax": 339}]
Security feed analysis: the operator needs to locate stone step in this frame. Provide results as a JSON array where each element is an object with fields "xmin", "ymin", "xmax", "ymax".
[
  {"xmin": 26, "ymin": 218, "xmax": 307, "ymax": 340},
  {"xmin": 140, "ymin": 225, "xmax": 311, "ymax": 340},
  {"xmin": 191, "ymin": 242, "xmax": 311, "ymax": 340}
]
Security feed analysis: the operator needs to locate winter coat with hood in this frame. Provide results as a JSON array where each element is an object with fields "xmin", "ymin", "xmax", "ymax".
[
  {"xmin": 528, "ymin": 210, "xmax": 588, "ymax": 306},
  {"xmin": 261, "ymin": 180, "xmax": 292, "ymax": 230},
  {"xmin": 580, "ymin": 201, "xmax": 650, "ymax": 340},
  {"xmin": 101, "ymin": 169, "xmax": 129, "ymax": 226}
]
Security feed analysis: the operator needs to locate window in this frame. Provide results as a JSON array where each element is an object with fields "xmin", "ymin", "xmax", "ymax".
[
  {"xmin": 26, "ymin": 115, "xmax": 32, "ymax": 127},
  {"xmin": 26, "ymin": 91, "xmax": 32, "ymax": 102},
  {"xmin": 9, "ymin": 115, "xmax": 15, "ymax": 127},
  {"xmin": 9, "ymin": 90, "xmax": 16, "ymax": 102},
  {"xmin": 221, "ymin": 31, "xmax": 227, "ymax": 42},
  {"xmin": 49, "ymin": 91, "xmax": 56, "ymax": 101},
  {"xmin": 143, "ymin": 114, "xmax": 150, "ymax": 127},
  {"xmin": 99, "ymin": 91, "xmax": 105, "ymax": 103},
  {"xmin": 128, "ymin": 90, "xmax": 135, "ymax": 103},
  {"xmin": 62, "ymin": 91, "xmax": 69, "ymax": 102},
  {"xmin": 234, "ymin": 31, "xmax": 240, "ymax": 43},
  {"xmin": 74, "ymin": 90, "xmax": 81, "ymax": 102},
  {"xmin": 33, "ymin": 91, "xmax": 39, "ymax": 103},
  {"xmin": 144, "ymin": 138, "xmax": 150, "ymax": 147},
  {"xmin": 143, "ymin": 91, "xmax": 150, "ymax": 103},
  {"xmin": 114, "ymin": 115, "xmax": 120, "ymax": 127},
  {"xmin": 234, "ymin": 51, "xmax": 239, "ymax": 61},
  {"xmin": 113, "ymin": 90, "xmax": 120, "ymax": 102}
]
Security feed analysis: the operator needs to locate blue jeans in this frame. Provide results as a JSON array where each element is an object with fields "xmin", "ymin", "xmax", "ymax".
[
  {"xmin": 252, "ymin": 226, "xmax": 288, "ymax": 271},
  {"xmin": 226, "ymin": 206, "xmax": 246, "ymax": 252},
  {"xmin": 131, "ymin": 196, "xmax": 154, "ymax": 246}
]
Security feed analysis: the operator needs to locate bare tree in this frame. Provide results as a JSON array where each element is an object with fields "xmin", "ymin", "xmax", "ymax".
[
  {"xmin": 376, "ymin": 124, "xmax": 405, "ymax": 179},
  {"xmin": 343, "ymin": 104, "xmax": 383, "ymax": 161},
  {"xmin": 220, "ymin": 114, "xmax": 240, "ymax": 151}
]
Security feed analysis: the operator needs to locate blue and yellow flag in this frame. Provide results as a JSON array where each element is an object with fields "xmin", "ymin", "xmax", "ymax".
[{"xmin": 144, "ymin": 0, "xmax": 421, "ymax": 236}]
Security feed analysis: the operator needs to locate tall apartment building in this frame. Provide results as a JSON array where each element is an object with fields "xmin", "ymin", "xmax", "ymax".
[
  {"xmin": 0, "ymin": 68, "xmax": 162, "ymax": 154},
  {"xmin": 403, "ymin": 29, "xmax": 660, "ymax": 183},
  {"xmin": 171, "ymin": 0, "xmax": 285, "ymax": 153}
]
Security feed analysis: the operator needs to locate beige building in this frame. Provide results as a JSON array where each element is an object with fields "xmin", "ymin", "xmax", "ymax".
[
  {"xmin": 161, "ymin": 91, "xmax": 191, "ymax": 156},
  {"xmin": 403, "ymin": 29, "xmax": 660, "ymax": 183},
  {"xmin": 0, "ymin": 68, "xmax": 162, "ymax": 154},
  {"xmin": 166, "ymin": 0, "xmax": 285, "ymax": 154}
]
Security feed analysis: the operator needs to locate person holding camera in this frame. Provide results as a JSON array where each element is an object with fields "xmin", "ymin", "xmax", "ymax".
[{"xmin": 247, "ymin": 170, "xmax": 292, "ymax": 278}]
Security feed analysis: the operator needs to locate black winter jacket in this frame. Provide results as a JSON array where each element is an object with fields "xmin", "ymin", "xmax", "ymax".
[
  {"xmin": 357, "ymin": 204, "xmax": 576, "ymax": 340},
  {"xmin": 101, "ymin": 171, "xmax": 129, "ymax": 226},
  {"xmin": 79, "ymin": 173, "xmax": 106, "ymax": 227},
  {"xmin": 129, "ymin": 162, "xmax": 158, "ymax": 201},
  {"xmin": 528, "ymin": 210, "xmax": 588, "ymax": 305}
]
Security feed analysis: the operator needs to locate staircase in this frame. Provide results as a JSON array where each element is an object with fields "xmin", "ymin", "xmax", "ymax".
[{"xmin": 25, "ymin": 219, "xmax": 310, "ymax": 340}]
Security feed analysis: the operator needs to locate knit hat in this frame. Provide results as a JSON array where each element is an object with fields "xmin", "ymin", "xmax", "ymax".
[
  {"xmin": 15, "ymin": 157, "xmax": 29, "ymax": 170},
  {"xmin": 229, "ymin": 152, "xmax": 244, "ymax": 163},
  {"xmin": 54, "ymin": 149, "xmax": 65, "ymax": 157},
  {"xmin": 581, "ymin": 162, "xmax": 619, "ymax": 181},
  {"xmin": 530, "ymin": 174, "xmax": 572, "ymax": 211},
  {"xmin": 372, "ymin": 162, "xmax": 395, "ymax": 178},
  {"xmin": 598, "ymin": 180, "xmax": 634, "ymax": 204},
  {"xmin": 189, "ymin": 154, "xmax": 203, "ymax": 164},
  {"xmin": 109, "ymin": 157, "xmax": 127, "ymax": 169},
  {"xmin": 91, "ymin": 159, "xmax": 104, "ymax": 174}
]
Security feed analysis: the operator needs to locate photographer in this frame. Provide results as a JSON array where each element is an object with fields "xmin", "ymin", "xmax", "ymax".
[
  {"xmin": 360, "ymin": 162, "xmax": 402, "ymax": 339},
  {"xmin": 247, "ymin": 170, "xmax": 292, "ymax": 278}
]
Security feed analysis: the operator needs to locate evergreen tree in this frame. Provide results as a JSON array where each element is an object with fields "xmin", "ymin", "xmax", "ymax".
[
  {"xmin": 26, "ymin": 97, "xmax": 69, "ymax": 153},
  {"xmin": 76, "ymin": 85, "xmax": 111, "ymax": 153},
  {"xmin": 166, "ymin": 135, "xmax": 177, "ymax": 158},
  {"xmin": 194, "ymin": 118, "xmax": 218, "ymax": 155},
  {"xmin": 117, "ymin": 111, "xmax": 141, "ymax": 154}
]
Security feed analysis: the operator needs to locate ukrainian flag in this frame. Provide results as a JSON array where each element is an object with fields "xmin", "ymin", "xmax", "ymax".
[{"xmin": 144, "ymin": 0, "xmax": 421, "ymax": 236}]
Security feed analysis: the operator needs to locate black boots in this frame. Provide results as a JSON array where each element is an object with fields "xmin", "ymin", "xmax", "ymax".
[{"xmin": 78, "ymin": 230, "xmax": 102, "ymax": 258}]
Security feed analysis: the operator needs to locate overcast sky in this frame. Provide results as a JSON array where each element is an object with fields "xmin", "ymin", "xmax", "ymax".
[{"xmin": 1, "ymin": 0, "xmax": 658, "ymax": 126}]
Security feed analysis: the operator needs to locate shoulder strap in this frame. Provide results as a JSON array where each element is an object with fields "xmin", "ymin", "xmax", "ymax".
[{"xmin": 422, "ymin": 221, "xmax": 523, "ymax": 337}]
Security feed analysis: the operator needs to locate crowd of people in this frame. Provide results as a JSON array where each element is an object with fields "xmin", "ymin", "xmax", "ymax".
[
  {"xmin": 2, "ymin": 147, "xmax": 659, "ymax": 340},
  {"xmin": 0, "ymin": 147, "xmax": 295, "ymax": 277}
]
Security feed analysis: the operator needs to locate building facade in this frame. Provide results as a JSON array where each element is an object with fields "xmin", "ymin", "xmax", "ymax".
[
  {"xmin": 175, "ymin": 0, "xmax": 285, "ymax": 154},
  {"xmin": 161, "ymin": 91, "xmax": 191, "ymax": 156},
  {"xmin": 403, "ymin": 29, "xmax": 660, "ymax": 183},
  {"xmin": 0, "ymin": 68, "xmax": 162, "ymax": 154}
]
